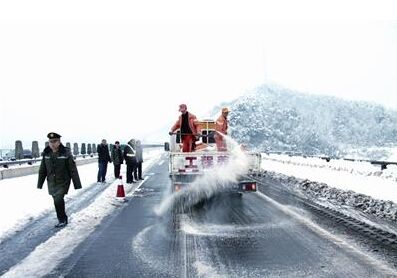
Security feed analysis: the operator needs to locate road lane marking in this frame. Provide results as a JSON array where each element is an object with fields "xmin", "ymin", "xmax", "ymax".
[{"xmin": 256, "ymin": 191, "xmax": 397, "ymax": 276}]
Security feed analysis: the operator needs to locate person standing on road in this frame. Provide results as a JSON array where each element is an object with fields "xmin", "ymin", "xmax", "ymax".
[
  {"xmin": 111, "ymin": 141, "xmax": 123, "ymax": 179},
  {"xmin": 215, "ymin": 107, "xmax": 230, "ymax": 151},
  {"xmin": 135, "ymin": 140, "xmax": 144, "ymax": 180},
  {"xmin": 97, "ymin": 139, "xmax": 112, "ymax": 183},
  {"xmin": 169, "ymin": 104, "xmax": 201, "ymax": 152},
  {"xmin": 124, "ymin": 139, "xmax": 138, "ymax": 183},
  {"xmin": 37, "ymin": 132, "xmax": 82, "ymax": 228}
]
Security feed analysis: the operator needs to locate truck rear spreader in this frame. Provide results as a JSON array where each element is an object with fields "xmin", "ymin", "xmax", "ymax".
[
  {"xmin": 168, "ymin": 120, "xmax": 262, "ymax": 196},
  {"xmin": 169, "ymin": 151, "xmax": 261, "ymax": 193}
]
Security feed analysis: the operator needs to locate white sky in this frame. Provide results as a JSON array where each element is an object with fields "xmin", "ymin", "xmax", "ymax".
[{"xmin": 1, "ymin": 1, "xmax": 397, "ymax": 149}]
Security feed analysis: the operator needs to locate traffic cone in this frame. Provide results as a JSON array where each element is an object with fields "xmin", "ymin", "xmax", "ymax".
[{"xmin": 116, "ymin": 175, "xmax": 125, "ymax": 198}]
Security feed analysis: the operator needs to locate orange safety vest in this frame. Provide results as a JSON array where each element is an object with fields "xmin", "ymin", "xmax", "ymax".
[{"xmin": 215, "ymin": 114, "xmax": 228, "ymax": 137}]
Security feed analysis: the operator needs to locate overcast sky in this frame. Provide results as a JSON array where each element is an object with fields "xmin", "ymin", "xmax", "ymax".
[{"xmin": 1, "ymin": 1, "xmax": 397, "ymax": 149}]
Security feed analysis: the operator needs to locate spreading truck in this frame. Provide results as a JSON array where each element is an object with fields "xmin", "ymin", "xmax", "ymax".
[{"xmin": 168, "ymin": 119, "xmax": 261, "ymax": 194}]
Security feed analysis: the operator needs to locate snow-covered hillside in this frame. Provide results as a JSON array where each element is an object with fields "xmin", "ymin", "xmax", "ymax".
[{"xmin": 225, "ymin": 84, "xmax": 397, "ymax": 159}]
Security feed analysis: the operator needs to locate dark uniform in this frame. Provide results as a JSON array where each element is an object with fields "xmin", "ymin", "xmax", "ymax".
[
  {"xmin": 37, "ymin": 132, "xmax": 82, "ymax": 227},
  {"xmin": 111, "ymin": 141, "xmax": 123, "ymax": 178},
  {"xmin": 123, "ymin": 139, "xmax": 138, "ymax": 183},
  {"xmin": 97, "ymin": 141, "xmax": 112, "ymax": 182}
]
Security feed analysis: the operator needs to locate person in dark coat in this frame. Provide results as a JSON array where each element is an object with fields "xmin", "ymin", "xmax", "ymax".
[
  {"xmin": 37, "ymin": 132, "xmax": 82, "ymax": 228},
  {"xmin": 111, "ymin": 141, "xmax": 123, "ymax": 178},
  {"xmin": 123, "ymin": 139, "xmax": 138, "ymax": 183},
  {"xmin": 135, "ymin": 140, "xmax": 144, "ymax": 180},
  {"xmin": 97, "ymin": 139, "xmax": 112, "ymax": 183}
]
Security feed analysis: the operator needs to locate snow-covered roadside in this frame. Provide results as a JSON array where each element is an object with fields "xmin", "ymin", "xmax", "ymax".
[
  {"xmin": 0, "ymin": 163, "xmax": 97, "ymax": 242},
  {"xmin": 261, "ymin": 154, "xmax": 397, "ymax": 221},
  {"xmin": 264, "ymin": 154, "xmax": 397, "ymax": 183},
  {"xmin": 2, "ymin": 149, "xmax": 163, "ymax": 278},
  {"xmin": 0, "ymin": 148, "xmax": 163, "ymax": 242}
]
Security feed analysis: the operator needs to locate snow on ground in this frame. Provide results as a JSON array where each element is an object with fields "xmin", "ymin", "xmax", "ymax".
[
  {"xmin": 0, "ymin": 148, "xmax": 163, "ymax": 242},
  {"xmin": 262, "ymin": 153, "xmax": 397, "ymax": 220},
  {"xmin": 1, "ymin": 148, "xmax": 163, "ymax": 278},
  {"xmin": 2, "ymin": 148, "xmax": 396, "ymax": 276},
  {"xmin": 387, "ymin": 146, "xmax": 397, "ymax": 161},
  {"xmin": 342, "ymin": 145, "xmax": 397, "ymax": 161}
]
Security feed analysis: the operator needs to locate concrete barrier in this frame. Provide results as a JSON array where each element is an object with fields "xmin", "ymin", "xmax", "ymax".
[{"xmin": 0, "ymin": 158, "xmax": 98, "ymax": 180}]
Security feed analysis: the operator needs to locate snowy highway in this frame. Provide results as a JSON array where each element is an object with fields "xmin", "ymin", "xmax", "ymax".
[
  {"xmin": 1, "ymin": 152, "xmax": 397, "ymax": 277},
  {"xmin": 51, "ymin": 156, "xmax": 397, "ymax": 277}
]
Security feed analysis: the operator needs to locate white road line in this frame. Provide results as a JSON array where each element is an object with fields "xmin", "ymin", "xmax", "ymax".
[{"xmin": 256, "ymin": 191, "xmax": 397, "ymax": 276}]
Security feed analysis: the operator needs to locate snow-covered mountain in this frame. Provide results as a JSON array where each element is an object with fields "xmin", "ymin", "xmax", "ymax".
[{"xmin": 225, "ymin": 84, "xmax": 397, "ymax": 159}]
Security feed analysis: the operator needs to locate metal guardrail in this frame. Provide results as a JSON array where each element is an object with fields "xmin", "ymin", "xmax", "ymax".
[
  {"xmin": 142, "ymin": 144, "xmax": 164, "ymax": 148},
  {"xmin": 0, "ymin": 144, "xmax": 165, "ymax": 169},
  {"xmin": 263, "ymin": 151, "xmax": 397, "ymax": 170},
  {"xmin": 0, "ymin": 154, "xmax": 97, "ymax": 169},
  {"xmin": 369, "ymin": 160, "xmax": 397, "ymax": 170}
]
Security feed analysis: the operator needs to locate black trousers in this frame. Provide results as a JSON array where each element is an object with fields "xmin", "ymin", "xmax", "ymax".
[
  {"xmin": 114, "ymin": 164, "xmax": 121, "ymax": 179},
  {"xmin": 126, "ymin": 163, "xmax": 137, "ymax": 183},
  {"xmin": 97, "ymin": 161, "xmax": 108, "ymax": 182},
  {"xmin": 136, "ymin": 162, "xmax": 143, "ymax": 179},
  {"xmin": 53, "ymin": 194, "xmax": 67, "ymax": 222}
]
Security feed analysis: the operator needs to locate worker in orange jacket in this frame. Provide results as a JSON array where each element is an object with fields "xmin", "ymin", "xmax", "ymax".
[
  {"xmin": 215, "ymin": 107, "xmax": 229, "ymax": 151},
  {"xmin": 169, "ymin": 104, "xmax": 201, "ymax": 152}
]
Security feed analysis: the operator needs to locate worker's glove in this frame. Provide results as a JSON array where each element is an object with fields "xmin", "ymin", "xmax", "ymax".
[{"xmin": 168, "ymin": 131, "xmax": 173, "ymax": 136}]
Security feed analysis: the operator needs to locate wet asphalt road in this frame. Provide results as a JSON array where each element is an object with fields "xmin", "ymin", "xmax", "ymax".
[{"xmin": 49, "ymin": 156, "xmax": 396, "ymax": 278}]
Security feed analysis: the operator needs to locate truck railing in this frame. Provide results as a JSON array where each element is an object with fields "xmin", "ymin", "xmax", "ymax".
[{"xmin": 0, "ymin": 144, "xmax": 164, "ymax": 169}]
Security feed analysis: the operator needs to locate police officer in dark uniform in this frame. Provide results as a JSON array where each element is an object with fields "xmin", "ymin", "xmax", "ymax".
[{"xmin": 37, "ymin": 132, "xmax": 82, "ymax": 228}]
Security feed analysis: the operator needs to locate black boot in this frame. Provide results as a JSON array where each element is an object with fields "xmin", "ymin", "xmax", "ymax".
[{"xmin": 55, "ymin": 218, "xmax": 68, "ymax": 228}]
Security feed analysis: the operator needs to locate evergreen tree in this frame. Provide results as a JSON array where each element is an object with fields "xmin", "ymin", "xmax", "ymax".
[
  {"xmin": 73, "ymin": 143, "xmax": 79, "ymax": 156},
  {"xmin": 32, "ymin": 141, "xmax": 40, "ymax": 158},
  {"xmin": 15, "ymin": 140, "xmax": 23, "ymax": 160}
]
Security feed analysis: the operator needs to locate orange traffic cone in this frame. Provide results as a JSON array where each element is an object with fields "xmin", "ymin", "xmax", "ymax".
[{"xmin": 116, "ymin": 175, "xmax": 125, "ymax": 198}]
